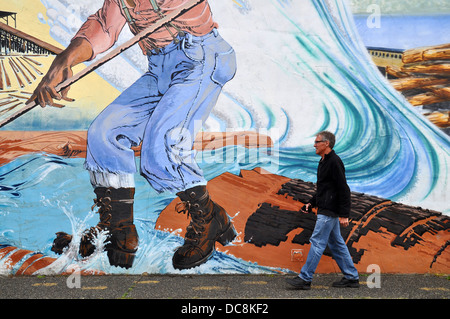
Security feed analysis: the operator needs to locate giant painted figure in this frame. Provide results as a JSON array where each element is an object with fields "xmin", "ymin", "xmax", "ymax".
[{"xmin": 28, "ymin": 0, "xmax": 238, "ymax": 270}]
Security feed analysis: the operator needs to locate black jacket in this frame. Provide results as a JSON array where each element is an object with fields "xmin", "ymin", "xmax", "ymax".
[{"xmin": 309, "ymin": 150, "xmax": 351, "ymax": 218}]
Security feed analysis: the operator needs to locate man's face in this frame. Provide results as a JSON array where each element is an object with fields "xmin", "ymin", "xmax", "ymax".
[{"xmin": 314, "ymin": 135, "xmax": 329, "ymax": 156}]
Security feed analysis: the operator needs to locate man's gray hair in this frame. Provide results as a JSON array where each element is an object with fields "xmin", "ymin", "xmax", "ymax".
[{"xmin": 317, "ymin": 131, "xmax": 336, "ymax": 149}]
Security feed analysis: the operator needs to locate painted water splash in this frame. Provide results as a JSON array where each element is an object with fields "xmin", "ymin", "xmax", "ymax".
[
  {"xmin": 1, "ymin": 0, "xmax": 449, "ymax": 274},
  {"xmin": 0, "ymin": 149, "xmax": 281, "ymax": 275}
]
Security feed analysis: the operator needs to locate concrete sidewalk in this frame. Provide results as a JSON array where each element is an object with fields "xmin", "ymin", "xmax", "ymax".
[{"xmin": 0, "ymin": 273, "xmax": 448, "ymax": 299}]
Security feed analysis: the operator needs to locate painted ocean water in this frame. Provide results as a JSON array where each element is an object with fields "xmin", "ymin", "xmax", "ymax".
[{"xmin": 0, "ymin": 148, "xmax": 282, "ymax": 275}]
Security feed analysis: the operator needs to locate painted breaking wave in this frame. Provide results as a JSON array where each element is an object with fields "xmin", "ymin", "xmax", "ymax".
[
  {"xmin": 265, "ymin": 0, "xmax": 450, "ymax": 210},
  {"xmin": 37, "ymin": 0, "xmax": 449, "ymax": 210}
]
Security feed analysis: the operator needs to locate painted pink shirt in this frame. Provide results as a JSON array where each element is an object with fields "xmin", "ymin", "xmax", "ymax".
[{"xmin": 73, "ymin": 0, "xmax": 218, "ymax": 59}]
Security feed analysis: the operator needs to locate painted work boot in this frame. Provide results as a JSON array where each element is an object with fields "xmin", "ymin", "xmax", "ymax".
[
  {"xmin": 173, "ymin": 185, "xmax": 237, "ymax": 270},
  {"xmin": 51, "ymin": 187, "xmax": 138, "ymax": 269}
]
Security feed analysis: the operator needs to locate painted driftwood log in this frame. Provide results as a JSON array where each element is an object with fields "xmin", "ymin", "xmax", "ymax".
[{"xmin": 156, "ymin": 168, "xmax": 450, "ymax": 274}]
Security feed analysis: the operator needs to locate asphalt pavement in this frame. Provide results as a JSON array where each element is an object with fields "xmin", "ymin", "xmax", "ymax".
[
  {"xmin": 1, "ymin": 273, "xmax": 449, "ymax": 299},
  {"xmin": 0, "ymin": 273, "xmax": 448, "ymax": 316}
]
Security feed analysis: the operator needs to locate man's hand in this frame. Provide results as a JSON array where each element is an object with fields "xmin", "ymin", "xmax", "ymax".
[
  {"xmin": 339, "ymin": 217, "xmax": 349, "ymax": 227},
  {"xmin": 301, "ymin": 203, "xmax": 312, "ymax": 213},
  {"xmin": 27, "ymin": 38, "xmax": 92, "ymax": 108}
]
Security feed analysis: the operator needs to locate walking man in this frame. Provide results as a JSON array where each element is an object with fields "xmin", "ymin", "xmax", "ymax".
[
  {"xmin": 28, "ymin": 0, "xmax": 237, "ymax": 270},
  {"xmin": 286, "ymin": 131, "xmax": 359, "ymax": 289}
]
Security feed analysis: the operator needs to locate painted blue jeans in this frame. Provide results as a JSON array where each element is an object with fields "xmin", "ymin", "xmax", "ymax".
[
  {"xmin": 299, "ymin": 214, "xmax": 359, "ymax": 282},
  {"xmin": 84, "ymin": 29, "xmax": 236, "ymax": 193}
]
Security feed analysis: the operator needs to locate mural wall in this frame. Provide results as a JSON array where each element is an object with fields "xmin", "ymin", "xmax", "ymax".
[{"xmin": 0, "ymin": 0, "xmax": 449, "ymax": 276}]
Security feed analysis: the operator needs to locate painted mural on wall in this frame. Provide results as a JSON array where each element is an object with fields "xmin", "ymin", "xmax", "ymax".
[{"xmin": 0, "ymin": 0, "xmax": 449, "ymax": 276}]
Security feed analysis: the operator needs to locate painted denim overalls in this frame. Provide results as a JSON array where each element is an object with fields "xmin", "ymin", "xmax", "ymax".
[{"xmin": 85, "ymin": 5, "xmax": 237, "ymax": 192}]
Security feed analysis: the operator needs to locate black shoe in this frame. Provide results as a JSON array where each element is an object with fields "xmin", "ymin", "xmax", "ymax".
[
  {"xmin": 286, "ymin": 276, "xmax": 311, "ymax": 290},
  {"xmin": 332, "ymin": 277, "xmax": 359, "ymax": 288}
]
